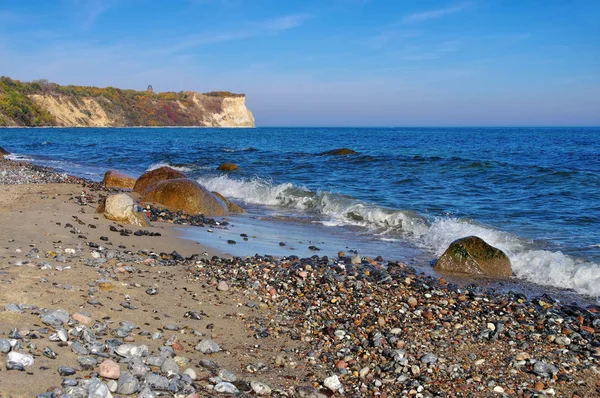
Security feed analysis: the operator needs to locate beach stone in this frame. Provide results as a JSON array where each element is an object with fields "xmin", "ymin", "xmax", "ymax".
[
  {"xmin": 434, "ymin": 236, "xmax": 512, "ymax": 277},
  {"xmin": 145, "ymin": 372, "xmax": 170, "ymax": 390},
  {"xmin": 217, "ymin": 163, "xmax": 239, "ymax": 171},
  {"xmin": 321, "ymin": 148, "xmax": 359, "ymax": 156},
  {"xmin": 195, "ymin": 339, "xmax": 221, "ymax": 354},
  {"xmin": 217, "ymin": 281, "xmax": 229, "ymax": 291},
  {"xmin": 116, "ymin": 344, "xmax": 149, "ymax": 357},
  {"xmin": 72, "ymin": 312, "xmax": 92, "ymax": 325},
  {"xmin": 102, "ymin": 170, "xmax": 136, "ymax": 189},
  {"xmin": 116, "ymin": 372, "xmax": 140, "ymax": 395},
  {"xmin": 250, "ymin": 381, "xmax": 271, "ymax": 395},
  {"xmin": 0, "ymin": 339, "xmax": 12, "ymax": 353},
  {"xmin": 42, "ymin": 309, "xmax": 70, "ymax": 328},
  {"xmin": 183, "ymin": 368, "xmax": 197, "ymax": 380},
  {"xmin": 87, "ymin": 377, "xmax": 113, "ymax": 398},
  {"xmin": 98, "ymin": 359, "xmax": 121, "ymax": 379},
  {"xmin": 160, "ymin": 357, "xmax": 180, "ymax": 375},
  {"xmin": 7, "ymin": 351, "xmax": 34, "ymax": 368},
  {"xmin": 103, "ymin": 193, "xmax": 150, "ymax": 227},
  {"xmin": 214, "ymin": 382, "xmax": 239, "ymax": 394},
  {"xmin": 133, "ymin": 166, "xmax": 187, "ymax": 194},
  {"xmin": 143, "ymin": 178, "xmax": 228, "ymax": 216},
  {"xmin": 533, "ymin": 360, "xmax": 559, "ymax": 378},
  {"xmin": 324, "ymin": 375, "xmax": 343, "ymax": 392},
  {"xmin": 218, "ymin": 368, "xmax": 237, "ymax": 382},
  {"xmin": 0, "ymin": 145, "xmax": 9, "ymax": 155},
  {"xmin": 212, "ymin": 191, "xmax": 245, "ymax": 213}
]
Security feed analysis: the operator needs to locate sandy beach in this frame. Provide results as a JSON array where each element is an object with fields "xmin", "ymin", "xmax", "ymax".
[{"xmin": 0, "ymin": 156, "xmax": 599, "ymax": 397}]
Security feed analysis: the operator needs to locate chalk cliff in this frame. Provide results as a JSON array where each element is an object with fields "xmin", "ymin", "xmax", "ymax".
[{"xmin": 0, "ymin": 77, "xmax": 255, "ymax": 128}]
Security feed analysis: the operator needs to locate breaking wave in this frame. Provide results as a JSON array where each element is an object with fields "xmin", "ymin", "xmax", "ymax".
[{"xmin": 198, "ymin": 174, "xmax": 600, "ymax": 297}]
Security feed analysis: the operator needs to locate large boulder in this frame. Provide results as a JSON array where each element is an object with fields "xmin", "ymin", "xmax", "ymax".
[
  {"xmin": 212, "ymin": 191, "xmax": 244, "ymax": 213},
  {"xmin": 103, "ymin": 170, "xmax": 136, "ymax": 189},
  {"xmin": 133, "ymin": 166, "xmax": 187, "ymax": 195},
  {"xmin": 143, "ymin": 178, "xmax": 228, "ymax": 216},
  {"xmin": 103, "ymin": 193, "xmax": 151, "ymax": 227},
  {"xmin": 321, "ymin": 148, "xmax": 359, "ymax": 156},
  {"xmin": 434, "ymin": 236, "xmax": 512, "ymax": 277},
  {"xmin": 0, "ymin": 145, "xmax": 9, "ymax": 158},
  {"xmin": 217, "ymin": 163, "xmax": 239, "ymax": 171}
]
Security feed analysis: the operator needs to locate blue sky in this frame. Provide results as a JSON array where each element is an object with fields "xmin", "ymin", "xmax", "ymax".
[{"xmin": 0, "ymin": 0, "xmax": 598, "ymax": 126}]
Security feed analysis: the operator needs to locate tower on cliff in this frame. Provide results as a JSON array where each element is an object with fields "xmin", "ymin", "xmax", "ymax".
[{"xmin": 147, "ymin": 85, "xmax": 154, "ymax": 93}]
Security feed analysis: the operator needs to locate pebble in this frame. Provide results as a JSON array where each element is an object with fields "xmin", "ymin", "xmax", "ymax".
[
  {"xmin": 251, "ymin": 381, "xmax": 272, "ymax": 395},
  {"xmin": 98, "ymin": 359, "xmax": 121, "ymax": 379},
  {"xmin": 195, "ymin": 339, "xmax": 221, "ymax": 354},
  {"xmin": 116, "ymin": 372, "xmax": 140, "ymax": 395},
  {"xmin": 323, "ymin": 375, "xmax": 343, "ymax": 392},
  {"xmin": 217, "ymin": 280, "xmax": 229, "ymax": 291},
  {"xmin": 214, "ymin": 382, "xmax": 239, "ymax": 394}
]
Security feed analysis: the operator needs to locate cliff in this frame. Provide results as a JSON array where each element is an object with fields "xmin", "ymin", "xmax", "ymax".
[{"xmin": 0, "ymin": 77, "xmax": 255, "ymax": 128}]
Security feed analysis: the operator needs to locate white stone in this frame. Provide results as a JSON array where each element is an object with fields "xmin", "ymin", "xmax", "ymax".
[
  {"xmin": 7, "ymin": 351, "xmax": 34, "ymax": 367},
  {"xmin": 323, "ymin": 375, "xmax": 343, "ymax": 392},
  {"xmin": 104, "ymin": 194, "xmax": 149, "ymax": 227},
  {"xmin": 250, "ymin": 381, "xmax": 272, "ymax": 395}
]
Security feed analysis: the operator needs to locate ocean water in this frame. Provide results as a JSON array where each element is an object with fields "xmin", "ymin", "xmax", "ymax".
[{"xmin": 1, "ymin": 127, "xmax": 599, "ymax": 298}]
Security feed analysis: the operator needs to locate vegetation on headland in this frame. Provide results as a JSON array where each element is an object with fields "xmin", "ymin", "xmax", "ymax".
[{"xmin": 0, "ymin": 77, "xmax": 251, "ymax": 127}]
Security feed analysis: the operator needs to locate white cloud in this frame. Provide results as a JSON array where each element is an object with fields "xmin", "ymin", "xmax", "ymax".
[{"xmin": 401, "ymin": 2, "xmax": 472, "ymax": 24}]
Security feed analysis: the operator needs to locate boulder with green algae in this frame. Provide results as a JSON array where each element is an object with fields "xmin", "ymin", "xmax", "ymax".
[{"xmin": 434, "ymin": 236, "xmax": 512, "ymax": 277}]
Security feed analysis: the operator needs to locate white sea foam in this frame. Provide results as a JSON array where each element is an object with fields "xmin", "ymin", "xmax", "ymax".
[
  {"xmin": 147, "ymin": 162, "xmax": 193, "ymax": 172},
  {"xmin": 197, "ymin": 174, "xmax": 600, "ymax": 297}
]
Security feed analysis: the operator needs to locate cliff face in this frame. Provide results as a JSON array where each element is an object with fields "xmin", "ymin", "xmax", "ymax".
[{"xmin": 0, "ymin": 77, "xmax": 255, "ymax": 128}]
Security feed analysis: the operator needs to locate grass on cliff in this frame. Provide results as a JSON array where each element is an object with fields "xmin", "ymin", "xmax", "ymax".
[
  {"xmin": 0, "ymin": 77, "xmax": 56, "ymax": 126},
  {"xmin": 0, "ymin": 77, "xmax": 245, "ymax": 127}
]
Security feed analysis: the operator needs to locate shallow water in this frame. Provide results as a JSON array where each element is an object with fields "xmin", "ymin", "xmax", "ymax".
[{"xmin": 2, "ymin": 127, "xmax": 599, "ymax": 298}]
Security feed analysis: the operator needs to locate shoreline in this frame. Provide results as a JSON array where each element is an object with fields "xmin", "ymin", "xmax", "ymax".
[{"xmin": 0, "ymin": 156, "xmax": 599, "ymax": 396}]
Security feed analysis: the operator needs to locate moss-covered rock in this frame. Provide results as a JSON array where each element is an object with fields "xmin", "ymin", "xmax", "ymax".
[{"xmin": 434, "ymin": 236, "xmax": 512, "ymax": 277}]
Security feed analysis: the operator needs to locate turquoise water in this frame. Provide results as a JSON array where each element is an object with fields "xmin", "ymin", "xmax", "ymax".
[{"xmin": 2, "ymin": 127, "xmax": 599, "ymax": 297}]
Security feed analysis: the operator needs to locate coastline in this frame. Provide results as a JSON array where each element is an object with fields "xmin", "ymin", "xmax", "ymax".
[{"xmin": 0, "ymin": 156, "xmax": 599, "ymax": 397}]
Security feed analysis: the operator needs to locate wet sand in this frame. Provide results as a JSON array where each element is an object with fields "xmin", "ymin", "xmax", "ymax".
[{"xmin": 0, "ymin": 156, "xmax": 599, "ymax": 397}]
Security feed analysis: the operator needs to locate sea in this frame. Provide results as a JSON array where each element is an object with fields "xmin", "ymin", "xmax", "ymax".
[{"xmin": 2, "ymin": 127, "xmax": 599, "ymax": 301}]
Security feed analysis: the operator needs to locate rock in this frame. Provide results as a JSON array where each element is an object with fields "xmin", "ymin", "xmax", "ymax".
[
  {"xmin": 115, "ymin": 344, "xmax": 149, "ymax": 357},
  {"xmin": 0, "ymin": 339, "xmax": 12, "ymax": 353},
  {"xmin": 142, "ymin": 178, "xmax": 228, "ymax": 216},
  {"xmin": 532, "ymin": 360, "xmax": 559, "ymax": 378},
  {"xmin": 323, "ymin": 375, "xmax": 343, "ymax": 392},
  {"xmin": 133, "ymin": 166, "xmax": 187, "ymax": 195},
  {"xmin": 217, "ymin": 281, "xmax": 229, "ymax": 291},
  {"xmin": 420, "ymin": 353, "xmax": 438, "ymax": 365},
  {"xmin": 214, "ymin": 382, "xmax": 239, "ymax": 394},
  {"xmin": 212, "ymin": 191, "xmax": 245, "ymax": 213},
  {"xmin": 145, "ymin": 372, "xmax": 170, "ymax": 390},
  {"xmin": 195, "ymin": 339, "xmax": 221, "ymax": 354},
  {"xmin": 217, "ymin": 369, "xmax": 237, "ymax": 382},
  {"xmin": 250, "ymin": 381, "xmax": 272, "ymax": 395},
  {"xmin": 217, "ymin": 163, "xmax": 239, "ymax": 171},
  {"xmin": 103, "ymin": 193, "xmax": 150, "ymax": 227},
  {"xmin": 87, "ymin": 377, "xmax": 113, "ymax": 398},
  {"xmin": 434, "ymin": 236, "xmax": 512, "ymax": 277},
  {"xmin": 41, "ymin": 309, "xmax": 70, "ymax": 328},
  {"xmin": 116, "ymin": 372, "xmax": 140, "ymax": 395},
  {"xmin": 98, "ymin": 359, "xmax": 121, "ymax": 379},
  {"xmin": 320, "ymin": 148, "xmax": 359, "ymax": 156},
  {"xmin": 102, "ymin": 170, "xmax": 136, "ymax": 189},
  {"xmin": 183, "ymin": 368, "xmax": 197, "ymax": 380},
  {"xmin": 0, "ymin": 145, "xmax": 9, "ymax": 155},
  {"xmin": 72, "ymin": 312, "xmax": 92, "ymax": 325},
  {"xmin": 7, "ymin": 351, "xmax": 34, "ymax": 369},
  {"xmin": 160, "ymin": 357, "xmax": 180, "ymax": 375}
]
